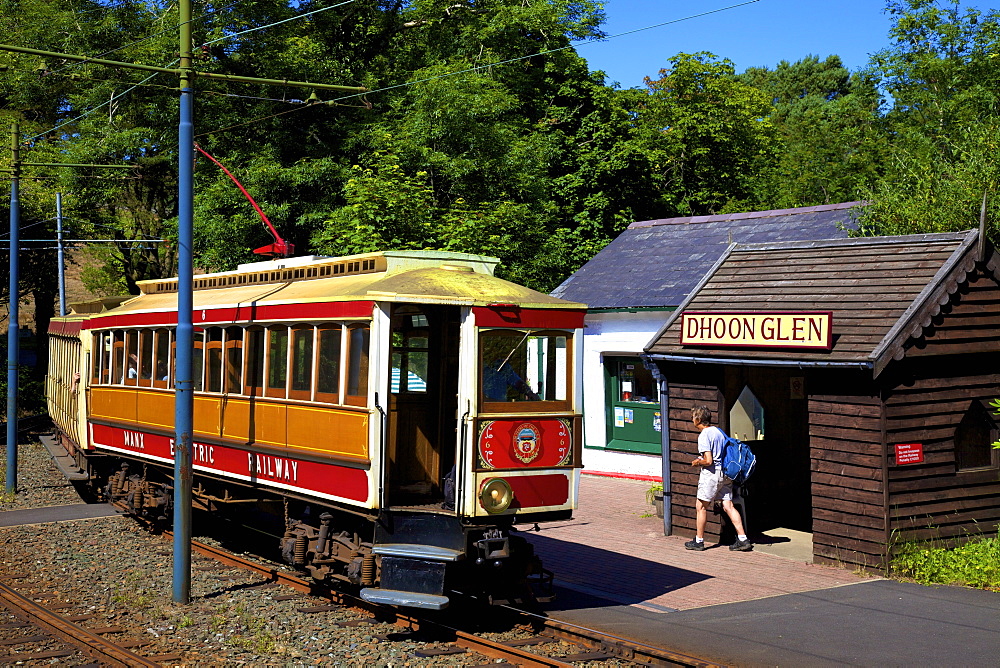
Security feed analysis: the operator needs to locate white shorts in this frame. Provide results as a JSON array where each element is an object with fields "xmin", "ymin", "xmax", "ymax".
[{"xmin": 697, "ymin": 468, "xmax": 733, "ymax": 503}]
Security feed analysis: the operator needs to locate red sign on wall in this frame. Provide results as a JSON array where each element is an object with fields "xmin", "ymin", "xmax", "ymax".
[{"xmin": 895, "ymin": 443, "xmax": 924, "ymax": 465}]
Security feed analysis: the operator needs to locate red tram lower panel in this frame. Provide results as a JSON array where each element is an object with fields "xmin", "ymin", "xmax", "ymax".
[{"xmin": 89, "ymin": 423, "xmax": 371, "ymax": 504}]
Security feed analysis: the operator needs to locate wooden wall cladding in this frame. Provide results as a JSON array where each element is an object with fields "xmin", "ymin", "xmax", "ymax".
[
  {"xmin": 808, "ymin": 385, "xmax": 886, "ymax": 570},
  {"xmin": 884, "ymin": 355, "xmax": 1000, "ymax": 545},
  {"xmin": 665, "ymin": 364, "xmax": 725, "ymax": 540},
  {"xmin": 905, "ymin": 274, "xmax": 1000, "ymax": 358}
]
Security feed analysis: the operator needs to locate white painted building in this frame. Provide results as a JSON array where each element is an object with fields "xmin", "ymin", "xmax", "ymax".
[{"xmin": 552, "ymin": 203, "xmax": 861, "ymax": 477}]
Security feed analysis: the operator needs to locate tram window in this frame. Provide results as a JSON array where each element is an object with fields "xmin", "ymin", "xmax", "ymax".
[
  {"xmin": 206, "ymin": 327, "xmax": 223, "ymax": 393},
  {"xmin": 153, "ymin": 329, "xmax": 170, "ymax": 388},
  {"xmin": 316, "ymin": 326, "xmax": 341, "ymax": 402},
  {"xmin": 192, "ymin": 329, "xmax": 205, "ymax": 392},
  {"xmin": 345, "ymin": 324, "xmax": 370, "ymax": 406},
  {"xmin": 123, "ymin": 330, "xmax": 139, "ymax": 385},
  {"xmin": 93, "ymin": 332, "xmax": 109, "ymax": 384},
  {"xmin": 480, "ymin": 329, "xmax": 571, "ymax": 409},
  {"xmin": 391, "ymin": 333, "xmax": 428, "ymax": 393},
  {"xmin": 112, "ymin": 331, "xmax": 125, "ymax": 385},
  {"xmin": 267, "ymin": 326, "xmax": 289, "ymax": 398},
  {"xmin": 138, "ymin": 329, "xmax": 154, "ymax": 386},
  {"xmin": 225, "ymin": 326, "xmax": 243, "ymax": 394},
  {"xmin": 289, "ymin": 327, "xmax": 314, "ymax": 400},
  {"xmin": 244, "ymin": 327, "xmax": 264, "ymax": 396}
]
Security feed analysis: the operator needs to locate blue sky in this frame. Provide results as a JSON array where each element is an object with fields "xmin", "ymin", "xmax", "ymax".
[{"xmin": 578, "ymin": 0, "xmax": 992, "ymax": 89}]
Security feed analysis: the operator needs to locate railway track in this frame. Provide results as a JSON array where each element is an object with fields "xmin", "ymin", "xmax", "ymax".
[
  {"xmin": 0, "ymin": 572, "xmax": 182, "ymax": 666},
  {"xmin": 172, "ymin": 527, "xmax": 723, "ymax": 667}
]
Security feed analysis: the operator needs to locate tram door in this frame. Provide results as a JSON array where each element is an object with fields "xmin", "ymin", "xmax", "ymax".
[{"xmin": 385, "ymin": 304, "xmax": 460, "ymax": 508}]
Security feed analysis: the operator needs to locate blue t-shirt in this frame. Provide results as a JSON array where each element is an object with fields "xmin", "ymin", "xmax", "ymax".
[{"xmin": 697, "ymin": 425, "xmax": 726, "ymax": 474}]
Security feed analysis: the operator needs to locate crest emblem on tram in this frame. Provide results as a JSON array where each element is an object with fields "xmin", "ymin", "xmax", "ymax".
[{"xmin": 513, "ymin": 424, "xmax": 542, "ymax": 464}]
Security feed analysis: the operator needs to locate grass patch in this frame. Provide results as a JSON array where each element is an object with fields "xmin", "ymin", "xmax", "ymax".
[
  {"xmin": 0, "ymin": 464, "xmax": 15, "ymax": 504},
  {"xmin": 210, "ymin": 602, "xmax": 278, "ymax": 653},
  {"xmin": 891, "ymin": 530, "xmax": 1000, "ymax": 590}
]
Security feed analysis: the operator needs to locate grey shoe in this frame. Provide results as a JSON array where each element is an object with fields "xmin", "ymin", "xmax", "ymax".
[
  {"xmin": 684, "ymin": 539, "xmax": 706, "ymax": 551},
  {"xmin": 729, "ymin": 538, "xmax": 753, "ymax": 551}
]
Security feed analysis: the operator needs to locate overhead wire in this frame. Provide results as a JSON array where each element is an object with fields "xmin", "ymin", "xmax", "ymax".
[
  {"xmin": 17, "ymin": 0, "xmax": 361, "ymax": 144},
  {"xmin": 45, "ymin": 0, "xmax": 248, "ymax": 78},
  {"xmin": 332, "ymin": 0, "xmax": 762, "ymax": 103},
  {"xmin": 200, "ymin": 0, "xmax": 357, "ymax": 49},
  {"xmin": 23, "ymin": 66, "xmax": 175, "ymax": 144},
  {"xmin": 193, "ymin": 103, "xmax": 327, "ymax": 139},
  {"xmin": 194, "ymin": 1, "xmax": 761, "ymax": 136},
  {"xmin": 17, "ymin": 1, "xmax": 759, "ymax": 149}
]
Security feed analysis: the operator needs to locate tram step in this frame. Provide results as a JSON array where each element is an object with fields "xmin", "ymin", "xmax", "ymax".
[
  {"xmin": 359, "ymin": 587, "xmax": 449, "ymax": 610},
  {"xmin": 38, "ymin": 435, "xmax": 88, "ymax": 481}
]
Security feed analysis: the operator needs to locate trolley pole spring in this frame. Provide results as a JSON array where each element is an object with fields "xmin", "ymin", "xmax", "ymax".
[
  {"xmin": 293, "ymin": 535, "xmax": 308, "ymax": 565},
  {"xmin": 361, "ymin": 554, "xmax": 376, "ymax": 586}
]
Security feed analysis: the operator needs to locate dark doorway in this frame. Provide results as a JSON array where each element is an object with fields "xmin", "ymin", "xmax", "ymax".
[
  {"xmin": 385, "ymin": 304, "xmax": 460, "ymax": 509},
  {"xmin": 723, "ymin": 366, "xmax": 812, "ymax": 534}
]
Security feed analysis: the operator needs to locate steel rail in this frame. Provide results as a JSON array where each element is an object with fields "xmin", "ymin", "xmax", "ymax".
[
  {"xmin": 124, "ymin": 501, "xmax": 720, "ymax": 666},
  {"xmin": 0, "ymin": 579, "xmax": 161, "ymax": 667},
  {"xmin": 173, "ymin": 533, "xmax": 569, "ymax": 666},
  {"xmin": 167, "ymin": 528, "xmax": 717, "ymax": 667},
  {"xmin": 541, "ymin": 616, "xmax": 727, "ymax": 667}
]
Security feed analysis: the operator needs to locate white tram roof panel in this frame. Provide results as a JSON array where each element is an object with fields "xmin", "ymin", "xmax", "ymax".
[
  {"xmin": 234, "ymin": 250, "xmax": 501, "ymax": 276},
  {"xmin": 117, "ymin": 250, "xmax": 584, "ymax": 313}
]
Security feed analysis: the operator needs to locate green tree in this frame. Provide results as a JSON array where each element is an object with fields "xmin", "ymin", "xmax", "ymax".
[
  {"xmin": 741, "ymin": 55, "xmax": 887, "ymax": 207},
  {"xmin": 635, "ymin": 52, "xmax": 780, "ymax": 216},
  {"xmin": 858, "ymin": 0, "xmax": 1000, "ymax": 237}
]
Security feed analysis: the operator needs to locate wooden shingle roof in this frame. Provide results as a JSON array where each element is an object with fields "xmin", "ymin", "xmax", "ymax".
[{"xmin": 644, "ymin": 230, "xmax": 997, "ymax": 377}]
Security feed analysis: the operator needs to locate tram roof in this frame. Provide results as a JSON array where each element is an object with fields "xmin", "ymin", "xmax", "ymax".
[{"xmin": 107, "ymin": 250, "xmax": 584, "ymax": 314}]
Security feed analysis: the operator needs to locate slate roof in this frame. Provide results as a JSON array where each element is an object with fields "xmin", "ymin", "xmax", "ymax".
[
  {"xmin": 645, "ymin": 230, "xmax": 993, "ymax": 377},
  {"xmin": 550, "ymin": 202, "xmax": 861, "ymax": 309}
]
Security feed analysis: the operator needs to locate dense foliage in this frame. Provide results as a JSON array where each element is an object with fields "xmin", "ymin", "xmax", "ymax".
[{"xmin": 2, "ymin": 0, "xmax": 999, "ymax": 330}]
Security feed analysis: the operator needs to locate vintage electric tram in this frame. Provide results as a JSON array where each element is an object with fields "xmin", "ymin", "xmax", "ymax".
[{"xmin": 45, "ymin": 250, "xmax": 585, "ymax": 609}]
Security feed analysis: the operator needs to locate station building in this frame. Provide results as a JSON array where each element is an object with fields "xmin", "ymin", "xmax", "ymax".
[
  {"xmin": 551, "ymin": 202, "xmax": 858, "ymax": 478},
  {"xmin": 644, "ymin": 230, "xmax": 1000, "ymax": 568}
]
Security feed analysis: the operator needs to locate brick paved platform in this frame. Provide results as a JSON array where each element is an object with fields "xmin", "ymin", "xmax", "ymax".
[{"xmin": 526, "ymin": 474, "xmax": 869, "ymax": 613}]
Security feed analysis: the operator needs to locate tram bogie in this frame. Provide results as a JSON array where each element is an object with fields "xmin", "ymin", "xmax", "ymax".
[{"xmin": 46, "ymin": 250, "xmax": 584, "ymax": 609}]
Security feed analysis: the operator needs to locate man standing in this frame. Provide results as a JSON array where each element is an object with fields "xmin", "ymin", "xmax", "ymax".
[{"xmin": 685, "ymin": 405, "xmax": 752, "ymax": 551}]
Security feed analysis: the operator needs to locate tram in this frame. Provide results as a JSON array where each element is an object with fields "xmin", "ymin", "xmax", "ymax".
[{"xmin": 45, "ymin": 250, "xmax": 585, "ymax": 609}]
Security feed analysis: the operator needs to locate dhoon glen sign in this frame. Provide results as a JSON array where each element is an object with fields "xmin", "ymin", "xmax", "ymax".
[{"xmin": 680, "ymin": 311, "xmax": 833, "ymax": 350}]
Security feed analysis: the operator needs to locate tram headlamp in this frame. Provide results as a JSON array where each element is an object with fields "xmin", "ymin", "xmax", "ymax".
[{"xmin": 479, "ymin": 478, "xmax": 514, "ymax": 514}]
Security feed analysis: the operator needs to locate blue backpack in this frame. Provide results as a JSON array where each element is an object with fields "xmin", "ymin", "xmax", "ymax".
[{"xmin": 720, "ymin": 435, "xmax": 756, "ymax": 486}]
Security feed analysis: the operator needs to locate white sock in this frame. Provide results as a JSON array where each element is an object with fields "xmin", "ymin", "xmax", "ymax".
[
  {"xmin": 695, "ymin": 537, "xmax": 704, "ymax": 543},
  {"xmin": 738, "ymin": 535, "xmax": 747, "ymax": 541}
]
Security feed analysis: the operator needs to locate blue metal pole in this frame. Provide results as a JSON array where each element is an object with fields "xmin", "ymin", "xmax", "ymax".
[
  {"xmin": 56, "ymin": 193, "xmax": 66, "ymax": 317},
  {"xmin": 6, "ymin": 122, "xmax": 20, "ymax": 494},
  {"xmin": 173, "ymin": 0, "xmax": 194, "ymax": 604}
]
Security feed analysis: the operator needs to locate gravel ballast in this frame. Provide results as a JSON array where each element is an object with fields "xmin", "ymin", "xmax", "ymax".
[{"xmin": 1, "ymin": 438, "xmax": 619, "ymax": 667}]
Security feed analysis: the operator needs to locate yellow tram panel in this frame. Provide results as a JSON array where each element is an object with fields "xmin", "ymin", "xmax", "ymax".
[
  {"xmin": 192, "ymin": 395, "xmax": 223, "ymax": 439},
  {"xmin": 88, "ymin": 387, "xmax": 138, "ymax": 425},
  {"xmin": 132, "ymin": 390, "xmax": 174, "ymax": 431},
  {"xmin": 286, "ymin": 405, "xmax": 370, "ymax": 460},
  {"xmin": 219, "ymin": 398, "xmax": 286, "ymax": 449}
]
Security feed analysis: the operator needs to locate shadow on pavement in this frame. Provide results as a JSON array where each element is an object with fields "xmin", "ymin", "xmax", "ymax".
[{"xmin": 524, "ymin": 531, "xmax": 710, "ymax": 611}]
